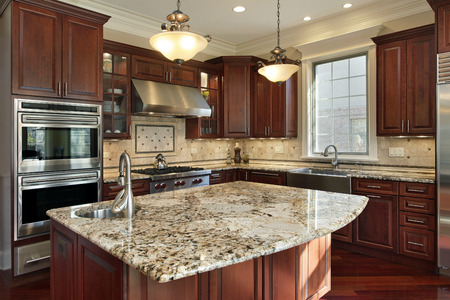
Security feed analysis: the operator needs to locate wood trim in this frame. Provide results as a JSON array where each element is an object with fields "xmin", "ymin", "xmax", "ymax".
[
  {"xmin": 13, "ymin": 0, "xmax": 110, "ymax": 24},
  {"xmin": 428, "ymin": 0, "xmax": 450, "ymax": 10},
  {"xmin": 371, "ymin": 24, "xmax": 435, "ymax": 45}
]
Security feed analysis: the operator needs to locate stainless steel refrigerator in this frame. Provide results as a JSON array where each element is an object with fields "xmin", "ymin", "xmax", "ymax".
[{"xmin": 438, "ymin": 52, "xmax": 450, "ymax": 275}]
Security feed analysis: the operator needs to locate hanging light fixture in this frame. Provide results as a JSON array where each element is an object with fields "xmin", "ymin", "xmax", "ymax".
[
  {"xmin": 150, "ymin": 0, "xmax": 211, "ymax": 66},
  {"xmin": 258, "ymin": 0, "xmax": 301, "ymax": 86}
]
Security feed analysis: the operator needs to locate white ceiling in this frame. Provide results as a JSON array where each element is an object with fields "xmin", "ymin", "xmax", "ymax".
[
  {"xmin": 100, "ymin": 0, "xmax": 380, "ymax": 45},
  {"xmin": 62, "ymin": 0, "xmax": 433, "ymax": 57}
]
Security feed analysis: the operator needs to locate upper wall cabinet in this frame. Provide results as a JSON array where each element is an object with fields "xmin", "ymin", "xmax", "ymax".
[
  {"xmin": 252, "ymin": 71, "xmax": 298, "ymax": 138},
  {"xmin": 427, "ymin": 0, "xmax": 450, "ymax": 53},
  {"xmin": 131, "ymin": 55, "xmax": 199, "ymax": 88},
  {"xmin": 372, "ymin": 25, "xmax": 436, "ymax": 136},
  {"xmin": 11, "ymin": 1, "xmax": 108, "ymax": 101}
]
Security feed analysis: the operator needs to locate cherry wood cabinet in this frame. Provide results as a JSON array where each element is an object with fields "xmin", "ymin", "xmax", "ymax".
[
  {"xmin": 12, "ymin": 1, "xmax": 107, "ymax": 101},
  {"xmin": 51, "ymin": 220, "xmax": 122, "ymax": 300},
  {"xmin": 428, "ymin": 0, "xmax": 450, "ymax": 53},
  {"xmin": 372, "ymin": 24, "xmax": 436, "ymax": 136},
  {"xmin": 185, "ymin": 65, "xmax": 223, "ymax": 139},
  {"xmin": 131, "ymin": 55, "xmax": 198, "ymax": 88},
  {"xmin": 103, "ymin": 42, "xmax": 131, "ymax": 139},
  {"xmin": 103, "ymin": 179, "xmax": 150, "ymax": 201},
  {"xmin": 209, "ymin": 170, "xmax": 236, "ymax": 185},
  {"xmin": 250, "ymin": 170, "xmax": 286, "ymax": 186},
  {"xmin": 252, "ymin": 71, "xmax": 298, "ymax": 138}
]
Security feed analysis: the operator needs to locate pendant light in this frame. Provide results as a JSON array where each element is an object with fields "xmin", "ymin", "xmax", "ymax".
[
  {"xmin": 150, "ymin": 0, "xmax": 211, "ymax": 66},
  {"xmin": 258, "ymin": 0, "xmax": 301, "ymax": 86}
]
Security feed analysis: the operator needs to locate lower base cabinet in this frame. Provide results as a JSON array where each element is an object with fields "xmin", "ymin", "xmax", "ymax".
[
  {"xmin": 210, "ymin": 169, "xmax": 286, "ymax": 186},
  {"xmin": 51, "ymin": 219, "xmax": 330, "ymax": 300},
  {"xmin": 103, "ymin": 179, "xmax": 150, "ymax": 201}
]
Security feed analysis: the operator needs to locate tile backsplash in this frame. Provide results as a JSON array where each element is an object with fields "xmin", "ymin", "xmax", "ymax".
[{"xmin": 103, "ymin": 117, "xmax": 435, "ymax": 169}]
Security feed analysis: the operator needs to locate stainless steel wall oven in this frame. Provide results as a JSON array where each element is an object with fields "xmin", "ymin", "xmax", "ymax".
[{"xmin": 13, "ymin": 98, "xmax": 102, "ymax": 276}]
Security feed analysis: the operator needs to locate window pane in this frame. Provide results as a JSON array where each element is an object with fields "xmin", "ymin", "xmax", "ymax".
[
  {"xmin": 312, "ymin": 53, "xmax": 368, "ymax": 155},
  {"xmin": 332, "ymin": 59, "xmax": 348, "ymax": 79},
  {"xmin": 350, "ymin": 56, "xmax": 366, "ymax": 76}
]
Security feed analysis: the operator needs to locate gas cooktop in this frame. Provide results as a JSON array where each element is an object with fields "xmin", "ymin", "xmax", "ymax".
[{"xmin": 132, "ymin": 166, "xmax": 204, "ymax": 175}]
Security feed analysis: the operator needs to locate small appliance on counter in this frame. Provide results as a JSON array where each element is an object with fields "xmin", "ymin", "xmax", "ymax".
[{"xmin": 154, "ymin": 153, "xmax": 167, "ymax": 170}]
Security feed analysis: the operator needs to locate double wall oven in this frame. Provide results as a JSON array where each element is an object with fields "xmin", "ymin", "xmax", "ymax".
[{"xmin": 13, "ymin": 98, "xmax": 102, "ymax": 275}]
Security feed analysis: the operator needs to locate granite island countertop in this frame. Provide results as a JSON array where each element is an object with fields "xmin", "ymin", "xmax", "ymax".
[{"xmin": 47, "ymin": 182, "xmax": 368, "ymax": 283}]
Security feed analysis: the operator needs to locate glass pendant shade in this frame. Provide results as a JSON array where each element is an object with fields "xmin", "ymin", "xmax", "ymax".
[
  {"xmin": 150, "ymin": 31, "xmax": 208, "ymax": 64},
  {"xmin": 258, "ymin": 63, "xmax": 300, "ymax": 84}
]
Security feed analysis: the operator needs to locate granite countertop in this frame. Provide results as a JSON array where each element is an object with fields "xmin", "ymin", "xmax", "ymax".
[
  {"xmin": 47, "ymin": 182, "xmax": 368, "ymax": 283},
  {"xmin": 103, "ymin": 162, "xmax": 435, "ymax": 184}
]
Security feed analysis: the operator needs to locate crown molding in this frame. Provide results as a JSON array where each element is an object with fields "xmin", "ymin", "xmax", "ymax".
[
  {"xmin": 236, "ymin": 0, "xmax": 432, "ymax": 56},
  {"xmin": 59, "ymin": 0, "xmax": 236, "ymax": 56}
]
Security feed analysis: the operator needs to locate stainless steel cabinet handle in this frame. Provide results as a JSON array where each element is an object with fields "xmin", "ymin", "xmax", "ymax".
[
  {"xmin": 367, "ymin": 185, "xmax": 381, "ymax": 189},
  {"xmin": 268, "ymin": 127, "xmax": 270, "ymax": 135},
  {"xmin": 23, "ymin": 174, "xmax": 98, "ymax": 185},
  {"xmin": 245, "ymin": 172, "xmax": 248, "ymax": 181},
  {"xmin": 367, "ymin": 195, "xmax": 381, "ymax": 199},
  {"xmin": 407, "ymin": 189, "xmax": 425, "ymax": 193},
  {"xmin": 165, "ymin": 72, "xmax": 168, "ymax": 81},
  {"xmin": 407, "ymin": 120, "xmax": 410, "ymax": 133},
  {"xmin": 408, "ymin": 204, "xmax": 425, "ymax": 208},
  {"xmin": 407, "ymin": 241, "xmax": 424, "ymax": 247},
  {"xmin": 25, "ymin": 255, "xmax": 50, "ymax": 265},
  {"xmin": 252, "ymin": 172, "xmax": 279, "ymax": 177},
  {"xmin": 64, "ymin": 82, "xmax": 68, "ymax": 96},
  {"xmin": 265, "ymin": 127, "xmax": 267, "ymax": 136},
  {"xmin": 169, "ymin": 72, "xmax": 172, "ymax": 82},
  {"xmin": 57, "ymin": 82, "xmax": 61, "ymax": 96},
  {"xmin": 401, "ymin": 120, "xmax": 404, "ymax": 133},
  {"xmin": 407, "ymin": 218, "xmax": 425, "ymax": 224}
]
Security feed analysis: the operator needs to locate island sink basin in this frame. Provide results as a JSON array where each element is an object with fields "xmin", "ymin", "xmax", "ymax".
[
  {"xmin": 286, "ymin": 168, "xmax": 352, "ymax": 194},
  {"xmin": 75, "ymin": 208, "xmax": 124, "ymax": 219}
]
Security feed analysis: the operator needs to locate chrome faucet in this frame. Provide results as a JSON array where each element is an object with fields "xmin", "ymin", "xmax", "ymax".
[
  {"xmin": 323, "ymin": 145, "xmax": 339, "ymax": 169},
  {"xmin": 111, "ymin": 151, "xmax": 135, "ymax": 218}
]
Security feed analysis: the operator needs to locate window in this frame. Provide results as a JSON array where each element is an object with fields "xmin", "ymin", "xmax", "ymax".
[{"xmin": 311, "ymin": 53, "xmax": 368, "ymax": 155}]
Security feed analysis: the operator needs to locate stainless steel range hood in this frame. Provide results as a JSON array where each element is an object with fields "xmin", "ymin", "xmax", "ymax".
[{"xmin": 132, "ymin": 79, "xmax": 211, "ymax": 118}]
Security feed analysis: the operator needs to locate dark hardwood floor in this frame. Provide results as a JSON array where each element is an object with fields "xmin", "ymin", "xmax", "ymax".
[{"xmin": 1, "ymin": 246, "xmax": 450, "ymax": 299}]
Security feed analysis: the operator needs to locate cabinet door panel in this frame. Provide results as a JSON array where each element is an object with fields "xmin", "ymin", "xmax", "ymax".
[
  {"xmin": 63, "ymin": 16, "xmax": 103, "ymax": 101},
  {"xmin": 354, "ymin": 194, "xmax": 398, "ymax": 252},
  {"xmin": 377, "ymin": 41, "xmax": 407, "ymax": 135},
  {"xmin": 252, "ymin": 73, "xmax": 270, "ymax": 137},
  {"xmin": 78, "ymin": 237, "xmax": 122, "ymax": 300},
  {"xmin": 438, "ymin": 4, "xmax": 450, "ymax": 53},
  {"xmin": 224, "ymin": 63, "xmax": 251, "ymax": 138},
  {"xmin": 168, "ymin": 64, "xmax": 198, "ymax": 87},
  {"xmin": 131, "ymin": 55, "xmax": 167, "ymax": 82},
  {"xmin": 332, "ymin": 223, "xmax": 353, "ymax": 243},
  {"xmin": 12, "ymin": 2, "xmax": 62, "ymax": 97},
  {"xmin": 269, "ymin": 80, "xmax": 286, "ymax": 137},
  {"xmin": 406, "ymin": 35, "xmax": 436, "ymax": 134}
]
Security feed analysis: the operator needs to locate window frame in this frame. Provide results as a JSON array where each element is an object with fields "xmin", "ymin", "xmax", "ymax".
[{"xmin": 301, "ymin": 46, "xmax": 378, "ymax": 162}]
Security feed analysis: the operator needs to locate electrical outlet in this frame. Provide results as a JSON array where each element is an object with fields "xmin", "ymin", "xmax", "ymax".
[
  {"xmin": 103, "ymin": 152, "xmax": 110, "ymax": 158},
  {"xmin": 191, "ymin": 148, "xmax": 197, "ymax": 154},
  {"xmin": 275, "ymin": 146, "xmax": 284, "ymax": 154},
  {"xmin": 388, "ymin": 147, "xmax": 404, "ymax": 157}
]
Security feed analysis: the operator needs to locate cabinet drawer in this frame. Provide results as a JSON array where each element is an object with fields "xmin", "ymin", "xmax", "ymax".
[
  {"xmin": 210, "ymin": 171, "xmax": 225, "ymax": 185},
  {"xmin": 103, "ymin": 179, "xmax": 150, "ymax": 200},
  {"xmin": 352, "ymin": 178, "xmax": 398, "ymax": 195},
  {"xmin": 400, "ymin": 197, "xmax": 435, "ymax": 214},
  {"xmin": 400, "ymin": 226, "xmax": 435, "ymax": 261},
  {"xmin": 250, "ymin": 171, "xmax": 286, "ymax": 186},
  {"xmin": 400, "ymin": 212, "xmax": 436, "ymax": 230},
  {"xmin": 399, "ymin": 182, "xmax": 436, "ymax": 199}
]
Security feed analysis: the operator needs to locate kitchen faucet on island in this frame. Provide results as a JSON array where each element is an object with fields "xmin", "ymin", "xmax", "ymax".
[
  {"xmin": 111, "ymin": 151, "xmax": 135, "ymax": 218},
  {"xmin": 324, "ymin": 145, "xmax": 339, "ymax": 169}
]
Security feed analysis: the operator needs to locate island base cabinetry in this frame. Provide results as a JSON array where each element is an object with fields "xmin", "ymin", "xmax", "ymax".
[{"xmin": 51, "ymin": 220, "xmax": 330, "ymax": 300}]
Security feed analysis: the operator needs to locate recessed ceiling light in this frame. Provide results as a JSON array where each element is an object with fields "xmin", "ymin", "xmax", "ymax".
[
  {"xmin": 233, "ymin": 6, "xmax": 246, "ymax": 13},
  {"xmin": 303, "ymin": 16, "xmax": 311, "ymax": 21},
  {"xmin": 343, "ymin": 3, "xmax": 353, "ymax": 8}
]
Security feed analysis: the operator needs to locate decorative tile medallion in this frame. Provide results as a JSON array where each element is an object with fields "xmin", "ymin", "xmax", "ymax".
[{"xmin": 135, "ymin": 125, "xmax": 175, "ymax": 153}]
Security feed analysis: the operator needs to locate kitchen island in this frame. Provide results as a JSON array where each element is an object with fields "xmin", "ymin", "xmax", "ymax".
[{"xmin": 47, "ymin": 181, "xmax": 368, "ymax": 300}]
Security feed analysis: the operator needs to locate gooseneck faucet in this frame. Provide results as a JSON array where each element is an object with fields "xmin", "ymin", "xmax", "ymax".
[
  {"xmin": 323, "ymin": 145, "xmax": 339, "ymax": 169},
  {"xmin": 111, "ymin": 151, "xmax": 135, "ymax": 218}
]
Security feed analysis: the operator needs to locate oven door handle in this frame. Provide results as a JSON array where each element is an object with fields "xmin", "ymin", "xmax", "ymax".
[
  {"xmin": 22, "ymin": 173, "xmax": 99, "ymax": 186},
  {"xmin": 22, "ymin": 114, "xmax": 99, "ymax": 126}
]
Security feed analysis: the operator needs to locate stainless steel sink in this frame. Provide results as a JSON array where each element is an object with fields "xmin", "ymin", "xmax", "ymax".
[
  {"xmin": 75, "ymin": 208, "xmax": 124, "ymax": 219},
  {"xmin": 287, "ymin": 168, "xmax": 352, "ymax": 194}
]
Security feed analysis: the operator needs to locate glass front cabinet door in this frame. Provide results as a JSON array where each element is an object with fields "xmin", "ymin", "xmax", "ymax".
[{"xmin": 102, "ymin": 51, "xmax": 131, "ymax": 139}]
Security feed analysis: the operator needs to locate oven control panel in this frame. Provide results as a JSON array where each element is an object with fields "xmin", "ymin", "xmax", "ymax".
[{"xmin": 150, "ymin": 175, "xmax": 210, "ymax": 194}]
